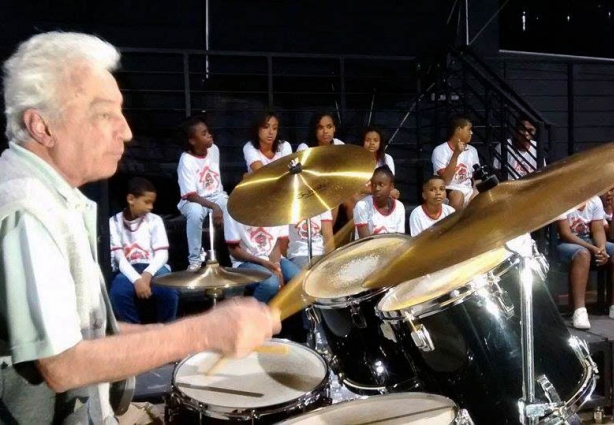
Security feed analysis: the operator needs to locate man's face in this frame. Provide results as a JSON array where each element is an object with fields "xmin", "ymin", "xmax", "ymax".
[{"xmin": 47, "ymin": 64, "xmax": 132, "ymax": 186}]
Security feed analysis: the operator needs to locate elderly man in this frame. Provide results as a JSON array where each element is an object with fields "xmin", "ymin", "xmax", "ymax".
[{"xmin": 0, "ymin": 32, "xmax": 280, "ymax": 424}]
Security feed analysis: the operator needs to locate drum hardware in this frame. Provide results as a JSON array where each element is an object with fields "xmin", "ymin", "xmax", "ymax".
[
  {"xmin": 536, "ymin": 375, "xmax": 562, "ymax": 404},
  {"xmin": 349, "ymin": 304, "xmax": 367, "ymax": 329},
  {"xmin": 403, "ymin": 311, "xmax": 435, "ymax": 352},
  {"xmin": 486, "ymin": 276, "xmax": 515, "ymax": 319}
]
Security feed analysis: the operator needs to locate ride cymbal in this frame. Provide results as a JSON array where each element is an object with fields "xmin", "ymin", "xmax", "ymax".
[
  {"xmin": 364, "ymin": 142, "xmax": 614, "ymax": 289},
  {"xmin": 153, "ymin": 261, "xmax": 271, "ymax": 289},
  {"xmin": 228, "ymin": 145, "xmax": 375, "ymax": 227}
]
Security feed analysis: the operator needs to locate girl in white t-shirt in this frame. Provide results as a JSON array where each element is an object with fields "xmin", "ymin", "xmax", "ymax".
[
  {"xmin": 243, "ymin": 111, "xmax": 293, "ymax": 174},
  {"xmin": 296, "ymin": 112, "xmax": 344, "ymax": 152},
  {"xmin": 409, "ymin": 175, "xmax": 455, "ymax": 236},
  {"xmin": 431, "ymin": 117, "xmax": 480, "ymax": 211}
]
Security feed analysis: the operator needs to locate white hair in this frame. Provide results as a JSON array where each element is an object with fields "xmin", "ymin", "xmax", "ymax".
[{"xmin": 3, "ymin": 32, "xmax": 121, "ymax": 144}]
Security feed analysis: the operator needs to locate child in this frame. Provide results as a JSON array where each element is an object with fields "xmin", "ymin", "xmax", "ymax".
[
  {"xmin": 285, "ymin": 211, "xmax": 334, "ymax": 269},
  {"xmin": 296, "ymin": 111, "xmax": 344, "ymax": 151},
  {"xmin": 409, "ymin": 176, "xmax": 456, "ymax": 236},
  {"xmin": 243, "ymin": 110, "xmax": 293, "ymax": 173},
  {"xmin": 557, "ymin": 195, "xmax": 614, "ymax": 329},
  {"xmin": 354, "ymin": 166, "xmax": 405, "ymax": 239},
  {"xmin": 223, "ymin": 213, "xmax": 300, "ymax": 303},
  {"xmin": 110, "ymin": 177, "xmax": 179, "ymax": 324},
  {"xmin": 431, "ymin": 117, "xmax": 480, "ymax": 210},
  {"xmin": 176, "ymin": 115, "xmax": 228, "ymax": 271},
  {"xmin": 493, "ymin": 117, "xmax": 545, "ymax": 180}
]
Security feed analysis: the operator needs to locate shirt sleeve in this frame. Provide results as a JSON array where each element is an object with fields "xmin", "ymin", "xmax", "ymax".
[
  {"xmin": 408, "ymin": 208, "xmax": 423, "ymax": 237},
  {"xmin": 493, "ymin": 143, "xmax": 502, "ymax": 169},
  {"xmin": 431, "ymin": 145, "xmax": 448, "ymax": 175},
  {"xmin": 384, "ymin": 154, "xmax": 395, "ymax": 175},
  {"xmin": 277, "ymin": 224, "xmax": 289, "ymax": 239},
  {"xmin": 397, "ymin": 202, "xmax": 406, "ymax": 234},
  {"xmin": 321, "ymin": 210, "xmax": 333, "ymax": 221},
  {"xmin": 296, "ymin": 143, "xmax": 308, "ymax": 152},
  {"xmin": 280, "ymin": 142, "xmax": 293, "ymax": 157},
  {"xmin": 109, "ymin": 214, "xmax": 141, "ymax": 283},
  {"xmin": 144, "ymin": 215, "xmax": 170, "ymax": 276},
  {"xmin": 223, "ymin": 212, "xmax": 241, "ymax": 243},
  {"xmin": 354, "ymin": 200, "xmax": 370, "ymax": 226},
  {"xmin": 243, "ymin": 142, "xmax": 261, "ymax": 170},
  {"xmin": 591, "ymin": 196, "xmax": 605, "ymax": 221},
  {"xmin": 177, "ymin": 153, "xmax": 198, "ymax": 198},
  {"xmin": 0, "ymin": 211, "xmax": 82, "ymax": 363}
]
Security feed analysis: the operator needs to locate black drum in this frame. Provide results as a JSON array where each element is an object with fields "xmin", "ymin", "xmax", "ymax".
[
  {"xmin": 303, "ymin": 234, "xmax": 422, "ymax": 395},
  {"xmin": 377, "ymin": 246, "xmax": 596, "ymax": 424}
]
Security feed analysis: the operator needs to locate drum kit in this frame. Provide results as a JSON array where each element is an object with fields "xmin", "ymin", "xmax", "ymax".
[{"xmin": 154, "ymin": 143, "xmax": 614, "ymax": 424}]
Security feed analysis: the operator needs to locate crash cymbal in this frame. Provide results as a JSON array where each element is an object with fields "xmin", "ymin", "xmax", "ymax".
[
  {"xmin": 364, "ymin": 142, "xmax": 614, "ymax": 289},
  {"xmin": 228, "ymin": 144, "xmax": 376, "ymax": 227},
  {"xmin": 153, "ymin": 261, "xmax": 271, "ymax": 289}
]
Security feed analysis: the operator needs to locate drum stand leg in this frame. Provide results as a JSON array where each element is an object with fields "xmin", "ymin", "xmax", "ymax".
[{"xmin": 519, "ymin": 256, "xmax": 538, "ymax": 425}]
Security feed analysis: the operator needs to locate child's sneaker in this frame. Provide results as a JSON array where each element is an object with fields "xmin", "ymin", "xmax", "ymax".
[
  {"xmin": 187, "ymin": 262, "xmax": 202, "ymax": 272},
  {"xmin": 572, "ymin": 307, "xmax": 591, "ymax": 330}
]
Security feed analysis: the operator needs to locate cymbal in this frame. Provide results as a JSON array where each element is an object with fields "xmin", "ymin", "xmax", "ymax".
[
  {"xmin": 364, "ymin": 142, "xmax": 614, "ymax": 289},
  {"xmin": 228, "ymin": 145, "xmax": 376, "ymax": 227},
  {"xmin": 153, "ymin": 261, "xmax": 271, "ymax": 289}
]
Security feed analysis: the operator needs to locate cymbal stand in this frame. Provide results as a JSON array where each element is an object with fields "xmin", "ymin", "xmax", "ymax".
[{"xmin": 204, "ymin": 214, "xmax": 224, "ymax": 306}]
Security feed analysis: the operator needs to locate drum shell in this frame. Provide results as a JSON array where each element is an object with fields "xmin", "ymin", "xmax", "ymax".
[
  {"xmin": 379, "ymin": 257, "xmax": 591, "ymax": 424},
  {"xmin": 314, "ymin": 288, "xmax": 421, "ymax": 394}
]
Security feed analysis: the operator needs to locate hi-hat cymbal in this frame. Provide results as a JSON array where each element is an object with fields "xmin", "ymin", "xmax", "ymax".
[
  {"xmin": 228, "ymin": 145, "xmax": 376, "ymax": 227},
  {"xmin": 153, "ymin": 261, "xmax": 271, "ymax": 289},
  {"xmin": 363, "ymin": 142, "xmax": 614, "ymax": 289}
]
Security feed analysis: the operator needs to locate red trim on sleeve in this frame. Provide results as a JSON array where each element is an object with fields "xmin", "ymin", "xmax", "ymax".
[
  {"xmin": 181, "ymin": 191, "xmax": 197, "ymax": 200},
  {"xmin": 321, "ymin": 219, "xmax": 333, "ymax": 223},
  {"xmin": 153, "ymin": 247, "xmax": 169, "ymax": 252},
  {"xmin": 278, "ymin": 236, "xmax": 289, "ymax": 239},
  {"xmin": 110, "ymin": 247, "xmax": 123, "ymax": 252},
  {"xmin": 226, "ymin": 240, "xmax": 241, "ymax": 246},
  {"xmin": 355, "ymin": 223, "xmax": 368, "ymax": 228}
]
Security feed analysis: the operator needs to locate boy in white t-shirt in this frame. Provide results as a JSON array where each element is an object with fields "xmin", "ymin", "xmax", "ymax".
[
  {"xmin": 176, "ymin": 116, "xmax": 229, "ymax": 271},
  {"xmin": 284, "ymin": 210, "xmax": 334, "ymax": 269},
  {"xmin": 224, "ymin": 213, "xmax": 300, "ymax": 303},
  {"xmin": 493, "ymin": 118, "xmax": 545, "ymax": 180},
  {"xmin": 354, "ymin": 166, "xmax": 405, "ymax": 239},
  {"xmin": 431, "ymin": 117, "xmax": 480, "ymax": 210},
  {"xmin": 110, "ymin": 177, "xmax": 179, "ymax": 323},
  {"xmin": 409, "ymin": 176, "xmax": 456, "ymax": 236},
  {"xmin": 557, "ymin": 196, "xmax": 614, "ymax": 329}
]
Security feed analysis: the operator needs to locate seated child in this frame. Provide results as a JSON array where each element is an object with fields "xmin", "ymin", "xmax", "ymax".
[
  {"xmin": 285, "ymin": 210, "xmax": 334, "ymax": 269},
  {"xmin": 110, "ymin": 177, "xmax": 179, "ymax": 324},
  {"xmin": 176, "ymin": 115, "xmax": 228, "ymax": 271},
  {"xmin": 557, "ymin": 195, "xmax": 614, "ymax": 329},
  {"xmin": 354, "ymin": 166, "xmax": 405, "ymax": 239},
  {"xmin": 409, "ymin": 176, "xmax": 456, "ymax": 236}
]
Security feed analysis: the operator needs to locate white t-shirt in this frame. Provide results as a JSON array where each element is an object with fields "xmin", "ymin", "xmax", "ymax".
[
  {"xmin": 296, "ymin": 138, "xmax": 344, "ymax": 152},
  {"xmin": 287, "ymin": 210, "xmax": 333, "ymax": 259},
  {"xmin": 431, "ymin": 142, "xmax": 480, "ymax": 189},
  {"xmin": 354, "ymin": 195, "xmax": 406, "ymax": 236},
  {"xmin": 224, "ymin": 213, "xmax": 289, "ymax": 267},
  {"xmin": 177, "ymin": 146, "xmax": 226, "ymax": 209},
  {"xmin": 493, "ymin": 139, "xmax": 545, "ymax": 179},
  {"xmin": 409, "ymin": 204, "xmax": 456, "ymax": 236},
  {"xmin": 375, "ymin": 153, "xmax": 396, "ymax": 175},
  {"xmin": 243, "ymin": 140, "xmax": 293, "ymax": 173},
  {"xmin": 557, "ymin": 196, "xmax": 605, "ymax": 238}
]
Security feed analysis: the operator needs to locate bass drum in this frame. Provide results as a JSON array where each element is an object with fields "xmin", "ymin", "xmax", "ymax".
[{"xmin": 377, "ymin": 246, "xmax": 596, "ymax": 424}]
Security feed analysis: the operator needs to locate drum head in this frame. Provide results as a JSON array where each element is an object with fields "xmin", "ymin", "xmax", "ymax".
[
  {"xmin": 173, "ymin": 339, "xmax": 327, "ymax": 410},
  {"xmin": 378, "ymin": 247, "xmax": 509, "ymax": 313},
  {"xmin": 304, "ymin": 234, "xmax": 410, "ymax": 299},
  {"xmin": 279, "ymin": 392, "xmax": 457, "ymax": 424}
]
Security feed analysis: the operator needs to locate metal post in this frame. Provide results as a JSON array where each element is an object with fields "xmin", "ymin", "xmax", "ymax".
[
  {"xmin": 306, "ymin": 218, "xmax": 313, "ymax": 268},
  {"xmin": 519, "ymin": 256, "xmax": 537, "ymax": 424},
  {"xmin": 208, "ymin": 214, "xmax": 216, "ymax": 262},
  {"xmin": 464, "ymin": 0, "xmax": 469, "ymax": 46}
]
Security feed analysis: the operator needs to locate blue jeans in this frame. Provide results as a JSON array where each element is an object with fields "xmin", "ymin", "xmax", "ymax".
[
  {"xmin": 179, "ymin": 195, "xmax": 228, "ymax": 265},
  {"xmin": 557, "ymin": 237, "xmax": 614, "ymax": 265},
  {"xmin": 235, "ymin": 259, "xmax": 300, "ymax": 303},
  {"xmin": 110, "ymin": 263, "xmax": 179, "ymax": 324}
]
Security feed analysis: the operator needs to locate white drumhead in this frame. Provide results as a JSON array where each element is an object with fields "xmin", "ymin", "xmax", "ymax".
[
  {"xmin": 279, "ymin": 392, "xmax": 457, "ymax": 424},
  {"xmin": 304, "ymin": 234, "xmax": 410, "ymax": 299},
  {"xmin": 378, "ymin": 247, "xmax": 510, "ymax": 313},
  {"xmin": 173, "ymin": 340, "xmax": 327, "ymax": 409}
]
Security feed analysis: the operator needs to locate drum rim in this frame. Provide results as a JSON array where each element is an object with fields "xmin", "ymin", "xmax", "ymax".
[
  {"xmin": 277, "ymin": 391, "xmax": 460, "ymax": 424},
  {"xmin": 170, "ymin": 338, "xmax": 330, "ymax": 421},
  {"xmin": 312, "ymin": 286, "xmax": 388, "ymax": 309},
  {"xmin": 376, "ymin": 253, "xmax": 519, "ymax": 320},
  {"xmin": 303, "ymin": 233, "xmax": 410, "ymax": 300}
]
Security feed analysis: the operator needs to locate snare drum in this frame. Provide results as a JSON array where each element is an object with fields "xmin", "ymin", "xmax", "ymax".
[
  {"xmin": 304, "ymin": 234, "xmax": 421, "ymax": 394},
  {"xmin": 377, "ymin": 245, "xmax": 596, "ymax": 424},
  {"xmin": 167, "ymin": 339, "xmax": 329, "ymax": 423},
  {"xmin": 278, "ymin": 392, "xmax": 473, "ymax": 424}
]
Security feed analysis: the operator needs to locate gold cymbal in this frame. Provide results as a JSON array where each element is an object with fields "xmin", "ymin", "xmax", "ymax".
[
  {"xmin": 364, "ymin": 142, "xmax": 614, "ymax": 289},
  {"xmin": 152, "ymin": 261, "xmax": 271, "ymax": 289},
  {"xmin": 228, "ymin": 145, "xmax": 376, "ymax": 226}
]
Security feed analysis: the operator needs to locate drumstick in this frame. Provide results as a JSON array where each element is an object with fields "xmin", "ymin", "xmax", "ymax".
[
  {"xmin": 203, "ymin": 344, "xmax": 291, "ymax": 375},
  {"xmin": 205, "ymin": 221, "xmax": 353, "ymax": 376}
]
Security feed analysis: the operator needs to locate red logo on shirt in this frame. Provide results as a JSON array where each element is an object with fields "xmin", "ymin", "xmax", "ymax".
[
  {"xmin": 295, "ymin": 219, "xmax": 321, "ymax": 239},
  {"xmin": 569, "ymin": 217, "xmax": 589, "ymax": 237},
  {"xmin": 124, "ymin": 243, "xmax": 150, "ymax": 262},
  {"xmin": 454, "ymin": 163, "xmax": 469, "ymax": 182},
  {"xmin": 248, "ymin": 227, "xmax": 274, "ymax": 252},
  {"xmin": 199, "ymin": 166, "xmax": 220, "ymax": 192},
  {"xmin": 373, "ymin": 225, "xmax": 389, "ymax": 235}
]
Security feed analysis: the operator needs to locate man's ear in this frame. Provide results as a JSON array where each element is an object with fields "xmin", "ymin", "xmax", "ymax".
[
  {"xmin": 127, "ymin": 194, "xmax": 135, "ymax": 205},
  {"xmin": 22, "ymin": 109, "xmax": 55, "ymax": 147}
]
